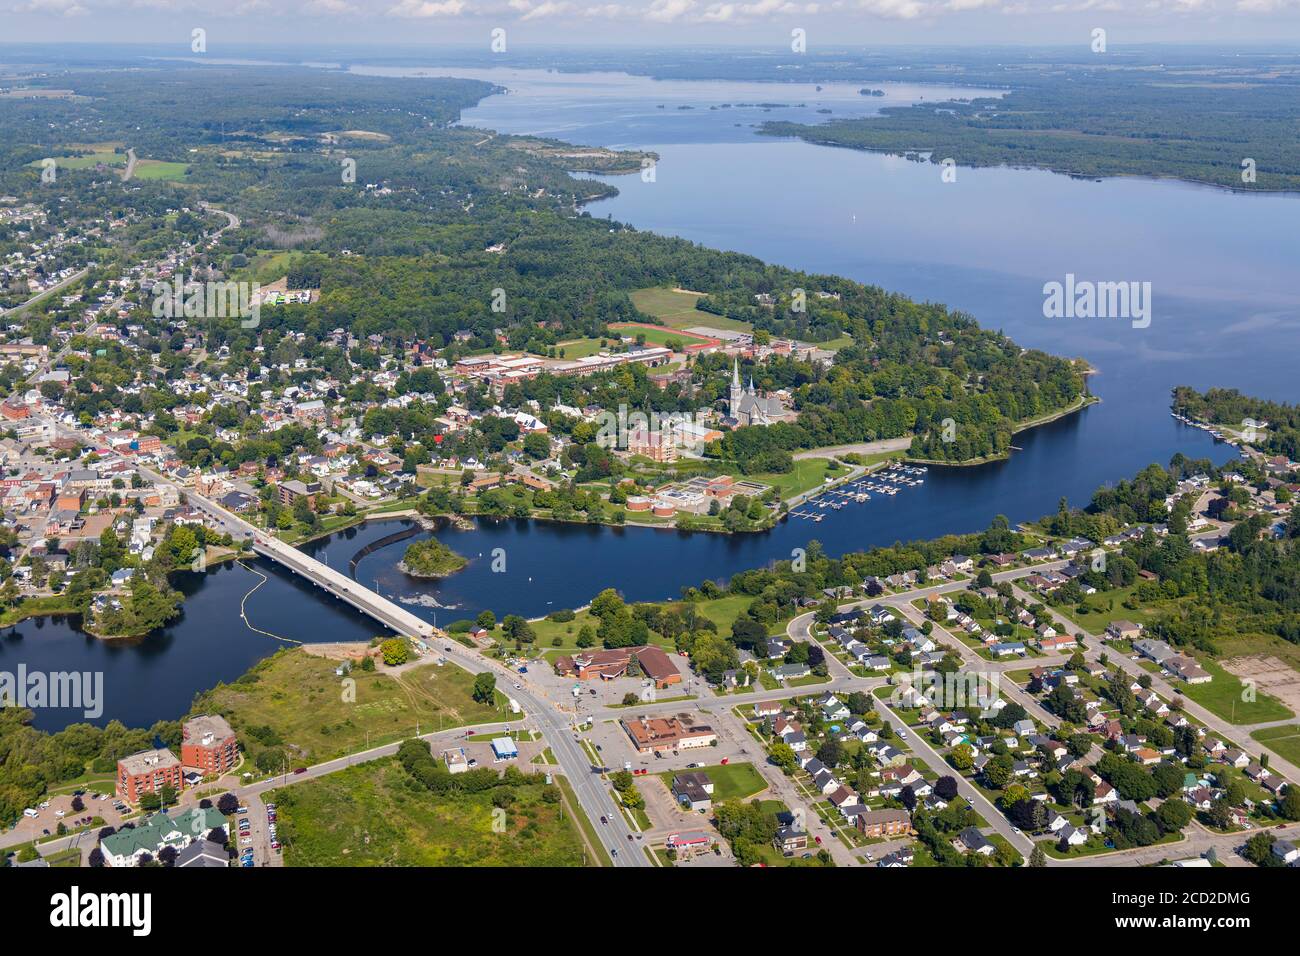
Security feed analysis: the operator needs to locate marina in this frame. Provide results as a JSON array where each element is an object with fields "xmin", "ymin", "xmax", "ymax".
[{"xmin": 789, "ymin": 464, "xmax": 928, "ymax": 521}]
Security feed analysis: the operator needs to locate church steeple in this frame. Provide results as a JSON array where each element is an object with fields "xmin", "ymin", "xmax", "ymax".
[{"xmin": 729, "ymin": 357, "xmax": 743, "ymax": 420}]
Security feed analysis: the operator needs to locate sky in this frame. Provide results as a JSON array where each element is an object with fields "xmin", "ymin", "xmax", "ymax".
[{"xmin": 2, "ymin": 0, "xmax": 1299, "ymax": 48}]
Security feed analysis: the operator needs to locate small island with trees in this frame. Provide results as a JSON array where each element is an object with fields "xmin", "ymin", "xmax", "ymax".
[{"xmin": 398, "ymin": 537, "xmax": 468, "ymax": 579}]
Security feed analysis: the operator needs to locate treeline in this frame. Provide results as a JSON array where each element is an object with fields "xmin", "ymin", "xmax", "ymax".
[
  {"xmin": 0, "ymin": 708, "xmax": 181, "ymax": 827},
  {"xmin": 761, "ymin": 62, "xmax": 1300, "ymax": 193},
  {"xmin": 1172, "ymin": 386, "xmax": 1300, "ymax": 461}
]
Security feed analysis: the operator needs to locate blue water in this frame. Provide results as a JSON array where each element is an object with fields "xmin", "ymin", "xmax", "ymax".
[{"xmin": 14, "ymin": 63, "xmax": 1298, "ymax": 729}]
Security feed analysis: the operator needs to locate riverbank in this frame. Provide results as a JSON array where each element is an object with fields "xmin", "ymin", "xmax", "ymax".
[{"xmin": 906, "ymin": 394, "xmax": 1100, "ymax": 468}]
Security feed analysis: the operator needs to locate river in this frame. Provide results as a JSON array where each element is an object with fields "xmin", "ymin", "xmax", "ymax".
[{"xmin": 14, "ymin": 62, "xmax": 1299, "ymax": 730}]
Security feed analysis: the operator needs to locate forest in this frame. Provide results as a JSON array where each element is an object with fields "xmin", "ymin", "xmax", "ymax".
[{"xmin": 761, "ymin": 56, "xmax": 1300, "ymax": 193}]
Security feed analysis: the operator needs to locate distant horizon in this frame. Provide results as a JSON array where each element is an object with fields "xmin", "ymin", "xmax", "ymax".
[{"xmin": 4, "ymin": 1, "xmax": 1300, "ymax": 51}]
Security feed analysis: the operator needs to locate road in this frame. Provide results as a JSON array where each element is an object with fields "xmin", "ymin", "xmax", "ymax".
[{"xmin": 132, "ymin": 464, "xmax": 650, "ymax": 867}]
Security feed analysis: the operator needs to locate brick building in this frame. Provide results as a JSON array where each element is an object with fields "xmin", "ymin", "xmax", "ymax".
[
  {"xmin": 116, "ymin": 748, "xmax": 183, "ymax": 804},
  {"xmin": 181, "ymin": 714, "xmax": 240, "ymax": 775}
]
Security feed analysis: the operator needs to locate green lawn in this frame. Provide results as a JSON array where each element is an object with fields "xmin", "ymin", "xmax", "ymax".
[
  {"xmin": 630, "ymin": 286, "xmax": 748, "ymax": 331},
  {"xmin": 1251, "ymin": 724, "xmax": 1300, "ymax": 766},
  {"xmin": 1179, "ymin": 657, "xmax": 1293, "ymax": 725},
  {"xmin": 657, "ymin": 761, "xmax": 767, "ymax": 802},
  {"xmin": 194, "ymin": 648, "xmax": 506, "ymax": 766},
  {"xmin": 528, "ymin": 593, "xmax": 759, "ymax": 657},
  {"xmin": 131, "ymin": 159, "xmax": 189, "ymax": 181},
  {"xmin": 268, "ymin": 758, "xmax": 587, "ymax": 866}
]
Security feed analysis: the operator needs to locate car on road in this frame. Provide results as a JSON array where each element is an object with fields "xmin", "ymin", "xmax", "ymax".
[
  {"xmin": 513, "ymin": 683, "xmax": 521, "ymax": 689},
  {"xmin": 293, "ymin": 767, "xmax": 307, "ymax": 774},
  {"xmin": 611, "ymin": 848, "xmax": 618, "ymax": 857},
  {"xmin": 600, "ymin": 815, "xmax": 608, "ymax": 825}
]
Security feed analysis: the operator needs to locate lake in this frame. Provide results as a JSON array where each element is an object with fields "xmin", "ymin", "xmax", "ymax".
[{"xmin": 15, "ymin": 62, "xmax": 1298, "ymax": 729}]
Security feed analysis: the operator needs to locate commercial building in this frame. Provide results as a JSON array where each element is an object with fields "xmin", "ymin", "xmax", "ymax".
[
  {"xmin": 621, "ymin": 716, "xmax": 717, "ymax": 754},
  {"xmin": 554, "ymin": 645, "xmax": 682, "ymax": 689}
]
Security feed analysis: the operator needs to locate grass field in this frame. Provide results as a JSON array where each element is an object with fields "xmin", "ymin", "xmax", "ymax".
[
  {"xmin": 1251, "ymin": 724, "xmax": 1300, "ymax": 766},
  {"xmin": 195, "ymin": 648, "xmax": 506, "ymax": 764},
  {"xmin": 268, "ymin": 758, "xmax": 587, "ymax": 866},
  {"xmin": 528, "ymin": 592, "xmax": 761, "ymax": 659},
  {"xmin": 658, "ymin": 761, "xmax": 767, "ymax": 801},
  {"xmin": 630, "ymin": 286, "xmax": 752, "ymax": 333},
  {"xmin": 132, "ymin": 159, "xmax": 189, "ymax": 181},
  {"xmin": 1179, "ymin": 656, "xmax": 1293, "ymax": 725}
]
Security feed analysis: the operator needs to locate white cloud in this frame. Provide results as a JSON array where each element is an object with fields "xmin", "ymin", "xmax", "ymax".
[
  {"xmin": 388, "ymin": 0, "xmax": 466, "ymax": 16},
  {"xmin": 855, "ymin": 0, "xmax": 929, "ymax": 17}
]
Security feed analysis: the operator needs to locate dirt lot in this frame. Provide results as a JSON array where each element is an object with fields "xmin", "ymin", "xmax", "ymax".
[{"xmin": 1221, "ymin": 655, "xmax": 1300, "ymax": 714}]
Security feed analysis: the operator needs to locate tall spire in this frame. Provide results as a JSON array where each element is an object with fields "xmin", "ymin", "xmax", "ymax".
[{"xmin": 732, "ymin": 356, "xmax": 741, "ymax": 389}]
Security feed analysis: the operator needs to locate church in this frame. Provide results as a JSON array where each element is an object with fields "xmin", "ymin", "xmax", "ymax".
[{"xmin": 724, "ymin": 357, "xmax": 787, "ymax": 427}]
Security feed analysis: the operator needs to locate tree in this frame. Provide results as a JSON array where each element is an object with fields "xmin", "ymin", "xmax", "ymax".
[
  {"xmin": 472, "ymin": 672, "xmax": 496, "ymax": 704},
  {"xmin": 380, "ymin": 637, "xmax": 410, "ymax": 666},
  {"xmin": 217, "ymin": 793, "xmax": 239, "ymax": 815},
  {"xmin": 1156, "ymin": 798, "xmax": 1192, "ymax": 832},
  {"xmin": 948, "ymin": 743, "xmax": 974, "ymax": 772},
  {"xmin": 1279, "ymin": 785, "xmax": 1300, "ymax": 822},
  {"xmin": 816, "ymin": 738, "xmax": 844, "ymax": 768},
  {"xmin": 1243, "ymin": 832, "xmax": 1279, "ymax": 867},
  {"xmin": 88, "ymin": 848, "xmax": 104, "ymax": 868},
  {"xmin": 1029, "ymin": 845, "xmax": 1046, "ymax": 867},
  {"xmin": 769, "ymin": 742, "xmax": 797, "ymax": 774},
  {"xmin": 935, "ymin": 775, "xmax": 959, "ymax": 801}
]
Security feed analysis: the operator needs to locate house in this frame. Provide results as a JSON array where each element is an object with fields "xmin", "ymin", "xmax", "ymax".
[
  {"xmin": 855, "ymin": 807, "xmax": 912, "ymax": 838},
  {"xmin": 877, "ymin": 847, "xmax": 915, "ymax": 867},
  {"xmin": 1272, "ymin": 840, "xmax": 1299, "ymax": 865},
  {"xmin": 772, "ymin": 662, "xmax": 811, "ymax": 681},
  {"xmin": 1167, "ymin": 655, "xmax": 1212, "ymax": 684},
  {"xmin": 1133, "ymin": 638, "xmax": 1176, "ymax": 665},
  {"xmin": 754, "ymin": 700, "xmax": 783, "ymax": 718},
  {"xmin": 1058, "ymin": 824, "xmax": 1090, "ymax": 847},
  {"xmin": 175, "ymin": 839, "xmax": 229, "ymax": 868},
  {"xmin": 775, "ymin": 825, "xmax": 809, "ymax": 854},
  {"xmin": 1106, "ymin": 620, "xmax": 1143, "ymax": 642},
  {"xmin": 954, "ymin": 826, "xmax": 995, "ymax": 856}
]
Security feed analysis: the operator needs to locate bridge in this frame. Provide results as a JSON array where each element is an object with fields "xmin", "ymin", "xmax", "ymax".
[{"xmin": 164, "ymin": 479, "xmax": 649, "ymax": 867}]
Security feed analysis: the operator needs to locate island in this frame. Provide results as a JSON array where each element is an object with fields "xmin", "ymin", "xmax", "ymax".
[{"xmin": 398, "ymin": 537, "xmax": 468, "ymax": 579}]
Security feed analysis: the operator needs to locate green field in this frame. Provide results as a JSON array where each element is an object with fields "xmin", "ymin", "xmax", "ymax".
[
  {"xmin": 194, "ymin": 648, "xmax": 506, "ymax": 765},
  {"xmin": 658, "ymin": 761, "xmax": 767, "ymax": 802},
  {"xmin": 34, "ymin": 150, "xmax": 125, "ymax": 170},
  {"xmin": 630, "ymin": 286, "xmax": 751, "ymax": 333},
  {"xmin": 528, "ymin": 592, "xmax": 761, "ymax": 659},
  {"xmin": 132, "ymin": 159, "xmax": 190, "ymax": 181},
  {"xmin": 1179, "ymin": 657, "xmax": 1293, "ymax": 725},
  {"xmin": 268, "ymin": 758, "xmax": 587, "ymax": 866},
  {"xmin": 1251, "ymin": 724, "xmax": 1300, "ymax": 766}
]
